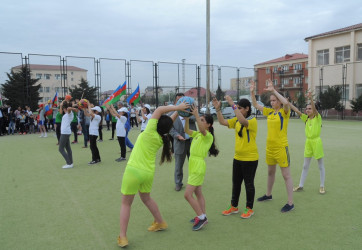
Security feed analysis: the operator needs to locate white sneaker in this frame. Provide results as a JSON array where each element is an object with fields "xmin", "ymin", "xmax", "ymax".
[
  {"xmin": 62, "ymin": 164, "xmax": 74, "ymax": 169},
  {"xmin": 44, "ymin": 134, "xmax": 48, "ymax": 138},
  {"xmin": 39, "ymin": 135, "xmax": 44, "ymax": 138}
]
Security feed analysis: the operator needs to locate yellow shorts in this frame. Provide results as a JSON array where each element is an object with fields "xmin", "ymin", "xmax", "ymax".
[
  {"xmin": 304, "ymin": 138, "xmax": 324, "ymax": 159},
  {"xmin": 121, "ymin": 166, "xmax": 154, "ymax": 195},
  {"xmin": 266, "ymin": 146, "xmax": 290, "ymax": 167},
  {"xmin": 188, "ymin": 157, "xmax": 206, "ymax": 186}
]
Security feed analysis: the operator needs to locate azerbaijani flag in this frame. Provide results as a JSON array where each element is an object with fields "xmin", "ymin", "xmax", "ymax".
[
  {"xmin": 52, "ymin": 92, "xmax": 58, "ymax": 107},
  {"xmin": 44, "ymin": 104, "xmax": 52, "ymax": 116},
  {"xmin": 0, "ymin": 93, "xmax": 2, "ymax": 106},
  {"xmin": 126, "ymin": 84, "xmax": 141, "ymax": 105},
  {"xmin": 102, "ymin": 81, "xmax": 127, "ymax": 107}
]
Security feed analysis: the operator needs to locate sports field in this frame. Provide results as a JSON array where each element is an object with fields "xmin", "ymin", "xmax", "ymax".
[{"xmin": 0, "ymin": 118, "xmax": 361, "ymax": 250}]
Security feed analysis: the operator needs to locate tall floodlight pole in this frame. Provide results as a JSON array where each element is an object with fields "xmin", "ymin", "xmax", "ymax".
[{"xmin": 206, "ymin": 0, "xmax": 210, "ymax": 112}]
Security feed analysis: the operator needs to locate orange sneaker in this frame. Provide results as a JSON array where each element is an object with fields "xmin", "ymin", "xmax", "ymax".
[
  {"xmin": 117, "ymin": 236, "xmax": 128, "ymax": 247},
  {"xmin": 222, "ymin": 205, "xmax": 239, "ymax": 216},
  {"xmin": 147, "ymin": 221, "xmax": 168, "ymax": 232},
  {"xmin": 241, "ymin": 207, "xmax": 254, "ymax": 219}
]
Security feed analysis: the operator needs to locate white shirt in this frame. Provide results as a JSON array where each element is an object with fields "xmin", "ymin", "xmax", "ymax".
[
  {"xmin": 116, "ymin": 116, "xmax": 127, "ymax": 137},
  {"xmin": 141, "ymin": 113, "xmax": 152, "ymax": 131},
  {"xmin": 61, "ymin": 112, "xmax": 73, "ymax": 135},
  {"xmin": 130, "ymin": 107, "xmax": 136, "ymax": 117},
  {"xmin": 89, "ymin": 114, "xmax": 101, "ymax": 136}
]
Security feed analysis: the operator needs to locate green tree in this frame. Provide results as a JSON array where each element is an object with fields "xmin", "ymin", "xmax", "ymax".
[
  {"xmin": 350, "ymin": 94, "xmax": 362, "ymax": 114},
  {"xmin": 319, "ymin": 86, "xmax": 342, "ymax": 110},
  {"xmin": 216, "ymin": 85, "xmax": 224, "ymax": 102},
  {"xmin": 1, "ymin": 65, "xmax": 41, "ymax": 110},
  {"xmin": 295, "ymin": 91, "xmax": 306, "ymax": 109},
  {"xmin": 69, "ymin": 78, "xmax": 98, "ymax": 105}
]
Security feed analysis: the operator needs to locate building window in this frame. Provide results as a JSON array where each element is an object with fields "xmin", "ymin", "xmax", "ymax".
[
  {"xmin": 282, "ymin": 78, "xmax": 289, "ymax": 86},
  {"xmin": 282, "ymin": 65, "xmax": 289, "ymax": 72},
  {"xmin": 294, "ymin": 64, "xmax": 302, "ymax": 70},
  {"xmin": 71, "ymin": 72, "xmax": 74, "ymax": 75},
  {"xmin": 335, "ymin": 46, "xmax": 350, "ymax": 63},
  {"xmin": 39, "ymin": 87, "xmax": 43, "ymax": 93},
  {"xmin": 71, "ymin": 78, "xmax": 74, "ymax": 81},
  {"xmin": 357, "ymin": 44, "xmax": 362, "ymax": 61},
  {"xmin": 55, "ymin": 74, "xmax": 61, "ymax": 80},
  {"xmin": 55, "ymin": 87, "xmax": 60, "ymax": 92},
  {"xmin": 337, "ymin": 85, "xmax": 349, "ymax": 100},
  {"xmin": 356, "ymin": 84, "xmax": 362, "ymax": 98},
  {"xmin": 273, "ymin": 79, "xmax": 278, "ymax": 86},
  {"xmin": 36, "ymin": 73, "xmax": 42, "ymax": 79},
  {"xmin": 273, "ymin": 66, "xmax": 278, "ymax": 73},
  {"xmin": 293, "ymin": 77, "xmax": 301, "ymax": 87},
  {"xmin": 266, "ymin": 67, "xmax": 270, "ymax": 74},
  {"xmin": 45, "ymin": 87, "xmax": 50, "ymax": 93},
  {"xmin": 317, "ymin": 49, "xmax": 329, "ymax": 65},
  {"xmin": 44, "ymin": 74, "xmax": 51, "ymax": 80},
  {"xmin": 62, "ymin": 75, "xmax": 67, "ymax": 80}
]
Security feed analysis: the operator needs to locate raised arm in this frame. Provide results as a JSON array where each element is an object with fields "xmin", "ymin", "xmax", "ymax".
[
  {"xmin": 288, "ymin": 101, "xmax": 303, "ymax": 117},
  {"xmin": 105, "ymin": 104, "xmax": 120, "ymax": 118},
  {"xmin": 190, "ymin": 104, "xmax": 207, "ymax": 136},
  {"xmin": 225, "ymin": 95, "xmax": 249, "ymax": 128},
  {"xmin": 307, "ymin": 92, "xmax": 318, "ymax": 117},
  {"xmin": 250, "ymin": 80, "xmax": 264, "ymax": 112},
  {"xmin": 59, "ymin": 101, "xmax": 64, "ymax": 114},
  {"xmin": 212, "ymin": 97, "xmax": 228, "ymax": 126},
  {"xmin": 264, "ymin": 79, "xmax": 290, "ymax": 113},
  {"xmin": 84, "ymin": 101, "xmax": 95, "ymax": 118},
  {"xmin": 151, "ymin": 102, "xmax": 189, "ymax": 120}
]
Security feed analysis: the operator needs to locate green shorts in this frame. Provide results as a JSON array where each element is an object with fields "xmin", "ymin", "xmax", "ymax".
[
  {"xmin": 121, "ymin": 165, "xmax": 154, "ymax": 195},
  {"xmin": 266, "ymin": 146, "xmax": 290, "ymax": 167},
  {"xmin": 188, "ymin": 156, "xmax": 206, "ymax": 186},
  {"xmin": 304, "ymin": 138, "xmax": 324, "ymax": 159}
]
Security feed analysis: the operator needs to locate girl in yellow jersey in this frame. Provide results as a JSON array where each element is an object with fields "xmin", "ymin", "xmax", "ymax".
[
  {"xmin": 289, "ymin": 92, "xmax": 326, "ymax": 194},
  {"xmin": 117, "ymin": 102, "xmax": 189, "ymax": 248},
  {"xmin": 251, "ymin": 79, "xmax": 294, "ymax": 213},
  {"xmin": 213, "ymin": 95, "xmax": 258, "ymax": 219},
  {"xmin": 184, "ymin": 105, "xmax": 219, "ymax": 231}
]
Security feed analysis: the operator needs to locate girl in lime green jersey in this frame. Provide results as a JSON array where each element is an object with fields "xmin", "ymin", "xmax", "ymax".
[
  {"xmin": 118, "ymin": 102, "xmax": 189, "ymax": 248},
  {"xmin": 289, "ymin": 92, "xmax": 326, "ymax": 194},
  {"xmin": 184, "ymin": 105, "xmax": 219, "ymax": 231}
]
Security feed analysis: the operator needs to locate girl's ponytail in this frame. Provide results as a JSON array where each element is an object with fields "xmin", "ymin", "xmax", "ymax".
[{"xmin": 203, "ymin": 114, "xmax": 219, "ymax": 157}]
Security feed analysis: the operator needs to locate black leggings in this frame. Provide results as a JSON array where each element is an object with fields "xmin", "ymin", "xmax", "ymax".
[
  {"xmin": 89, "ymin": 135, "xmax": 100, "ymax": 161},
  {"xmin": 231, "ymin": 159, "xmax": 258, "ymax": 209},
  {"xmin": 117, "ymin": 136, "xmax": 126, "ymax": 158},
  {"xmin": 111, "ymin": 122, "xmax": 116, "ymax": 139},
  {"xmin": 71, "ymin": 122, "xmax": 78, "ymax": 142}
]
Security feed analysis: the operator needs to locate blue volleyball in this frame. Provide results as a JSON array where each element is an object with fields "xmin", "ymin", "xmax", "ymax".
[{"xmin": 176, "ymin": 96, "xmax": 194, "ymax": 117}]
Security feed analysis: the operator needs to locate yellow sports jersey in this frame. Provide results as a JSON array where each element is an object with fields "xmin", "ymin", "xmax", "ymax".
[
  {"xmin": 227, "ymin": 117, "xmax": 258, "ymax": 161},
  {"xmin": 300, "ymin": 113, "xmax": 322, "ymax": 139},
  {"xmin": 263, "ymin": 107, "xmax": 290, "ymax": 149},
  {"xmin": 126, "ymin": 119, "xmax": 163, "ymax": 173}
]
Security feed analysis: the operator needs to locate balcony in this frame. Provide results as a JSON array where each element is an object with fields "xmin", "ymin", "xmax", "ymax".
[{"xmin": 278, "ymin": 69, "xmax": 303, "ymax": 76}]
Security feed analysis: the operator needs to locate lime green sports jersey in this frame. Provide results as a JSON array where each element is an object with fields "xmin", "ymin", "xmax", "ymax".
[
  {"xmin": 126, "ymin": 119, "xmax": 163, "ymax": 173},
  {"xmin": 227, "ymin": 116, "xmax": 258, "ymax": 161},
  {"xmin": 190, "ymin": 130, "xmax": 213, "ymax": 158},
  {"xmin": 301, "ymin": 113, "xmax": 322, "ymax": 139}
]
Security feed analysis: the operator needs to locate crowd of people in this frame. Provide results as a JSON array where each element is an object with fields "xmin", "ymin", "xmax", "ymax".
[{"xmin": 0, "ymin": 82, "xmax": 326, "ymax": 248}]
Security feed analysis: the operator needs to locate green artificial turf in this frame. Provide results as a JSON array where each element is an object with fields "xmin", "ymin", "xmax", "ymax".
[{"xmin": 0, "ymin": 118, "xmax": 361, "ymax": 249}]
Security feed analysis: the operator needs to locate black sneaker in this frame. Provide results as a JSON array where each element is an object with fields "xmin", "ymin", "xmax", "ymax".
[
  {"xmin": 192, "ymin": 217, "xmax": 208, "ymax": 231},
  {"xmin": 281, "ymin": 203, "xmax": 294, "ymax": 213},
  {"xmin": 88, "ymin": 160, "xmax": 98, "ymax": 165},
  {"xmin": 257, "ymin": 194, "xmax": 273, "ymax": 202},
  {"xmin": 109, "ymin": 138, "xmax": 114, "ymax": 140},
  {"xmin": 190, "ymin": 218, "xmax": 195, "ymax": 223}
]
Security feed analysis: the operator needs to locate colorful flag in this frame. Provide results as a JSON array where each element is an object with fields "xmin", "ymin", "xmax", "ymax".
[
  {"xmin": 0, "ymin": 93, "xmax": 2, "ymax": 106},
  {"xmin": 52, "ymin": 92, "xmax": 58, "ymax": 107},
  {"xmin": 102, "ymin": 81, "xmax": 127, "ymax": 107},
  {"xmin": 44, "ymin": 104, "xmax": 52, "ymax": 117},
  {"xmin": 126, "ymin": 84, "xmax": 141, "ymax": 105}
]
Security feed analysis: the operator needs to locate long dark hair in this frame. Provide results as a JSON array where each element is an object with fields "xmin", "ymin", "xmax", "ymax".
[
  {"xmin": 237, "ymin": 98, "xmax": 251, "ymax": 138},
  {"xmin": 157, "ymin": 115, "xmax": 173, "ymax": 164},
  {"xmin": 203, "ymin": 114, "xmax": 219, "ymax": 157}
]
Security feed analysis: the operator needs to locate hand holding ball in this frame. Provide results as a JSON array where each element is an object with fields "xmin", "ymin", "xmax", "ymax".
[
  {"xmin": 176, "ymin": 96, "xmax": 194, "ymax": 117},
  {"xmin": 78, "ymin": 99, "xmax": 88, "ymax": 109}
]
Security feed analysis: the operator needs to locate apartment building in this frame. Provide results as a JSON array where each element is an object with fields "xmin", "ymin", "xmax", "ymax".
[
  {"xmin": 254, "ymin": 53, "xmax": 309, "ymax": 100},
  {"xmin": 230, "ymin": 76, "xmax": 254, "ymax": 94},
  {"xmin": 305, "ymin": 23, "xmax": 362, "ymax": 108},
  {"xmin": 12, "ymin": 64, "xmax": 87, "ymax": 103}
]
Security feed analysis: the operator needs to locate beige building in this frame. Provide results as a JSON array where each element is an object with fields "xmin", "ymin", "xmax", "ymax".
[
  {"xmin": 230, "ymin": 76, "xmax": 254, "ymax": 92},
  {"xmin": 305, "ymin": 23, "xmax": 362, "ymax": 108},
  {"xmin": 12, "ymin": 64, "xmax": 87, "ymax": 103}
]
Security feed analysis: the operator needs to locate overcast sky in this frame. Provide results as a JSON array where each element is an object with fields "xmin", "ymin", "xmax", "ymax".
[{"xmin": 1, "ymin": 0, "xmax": 361, "ymax": 92}]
